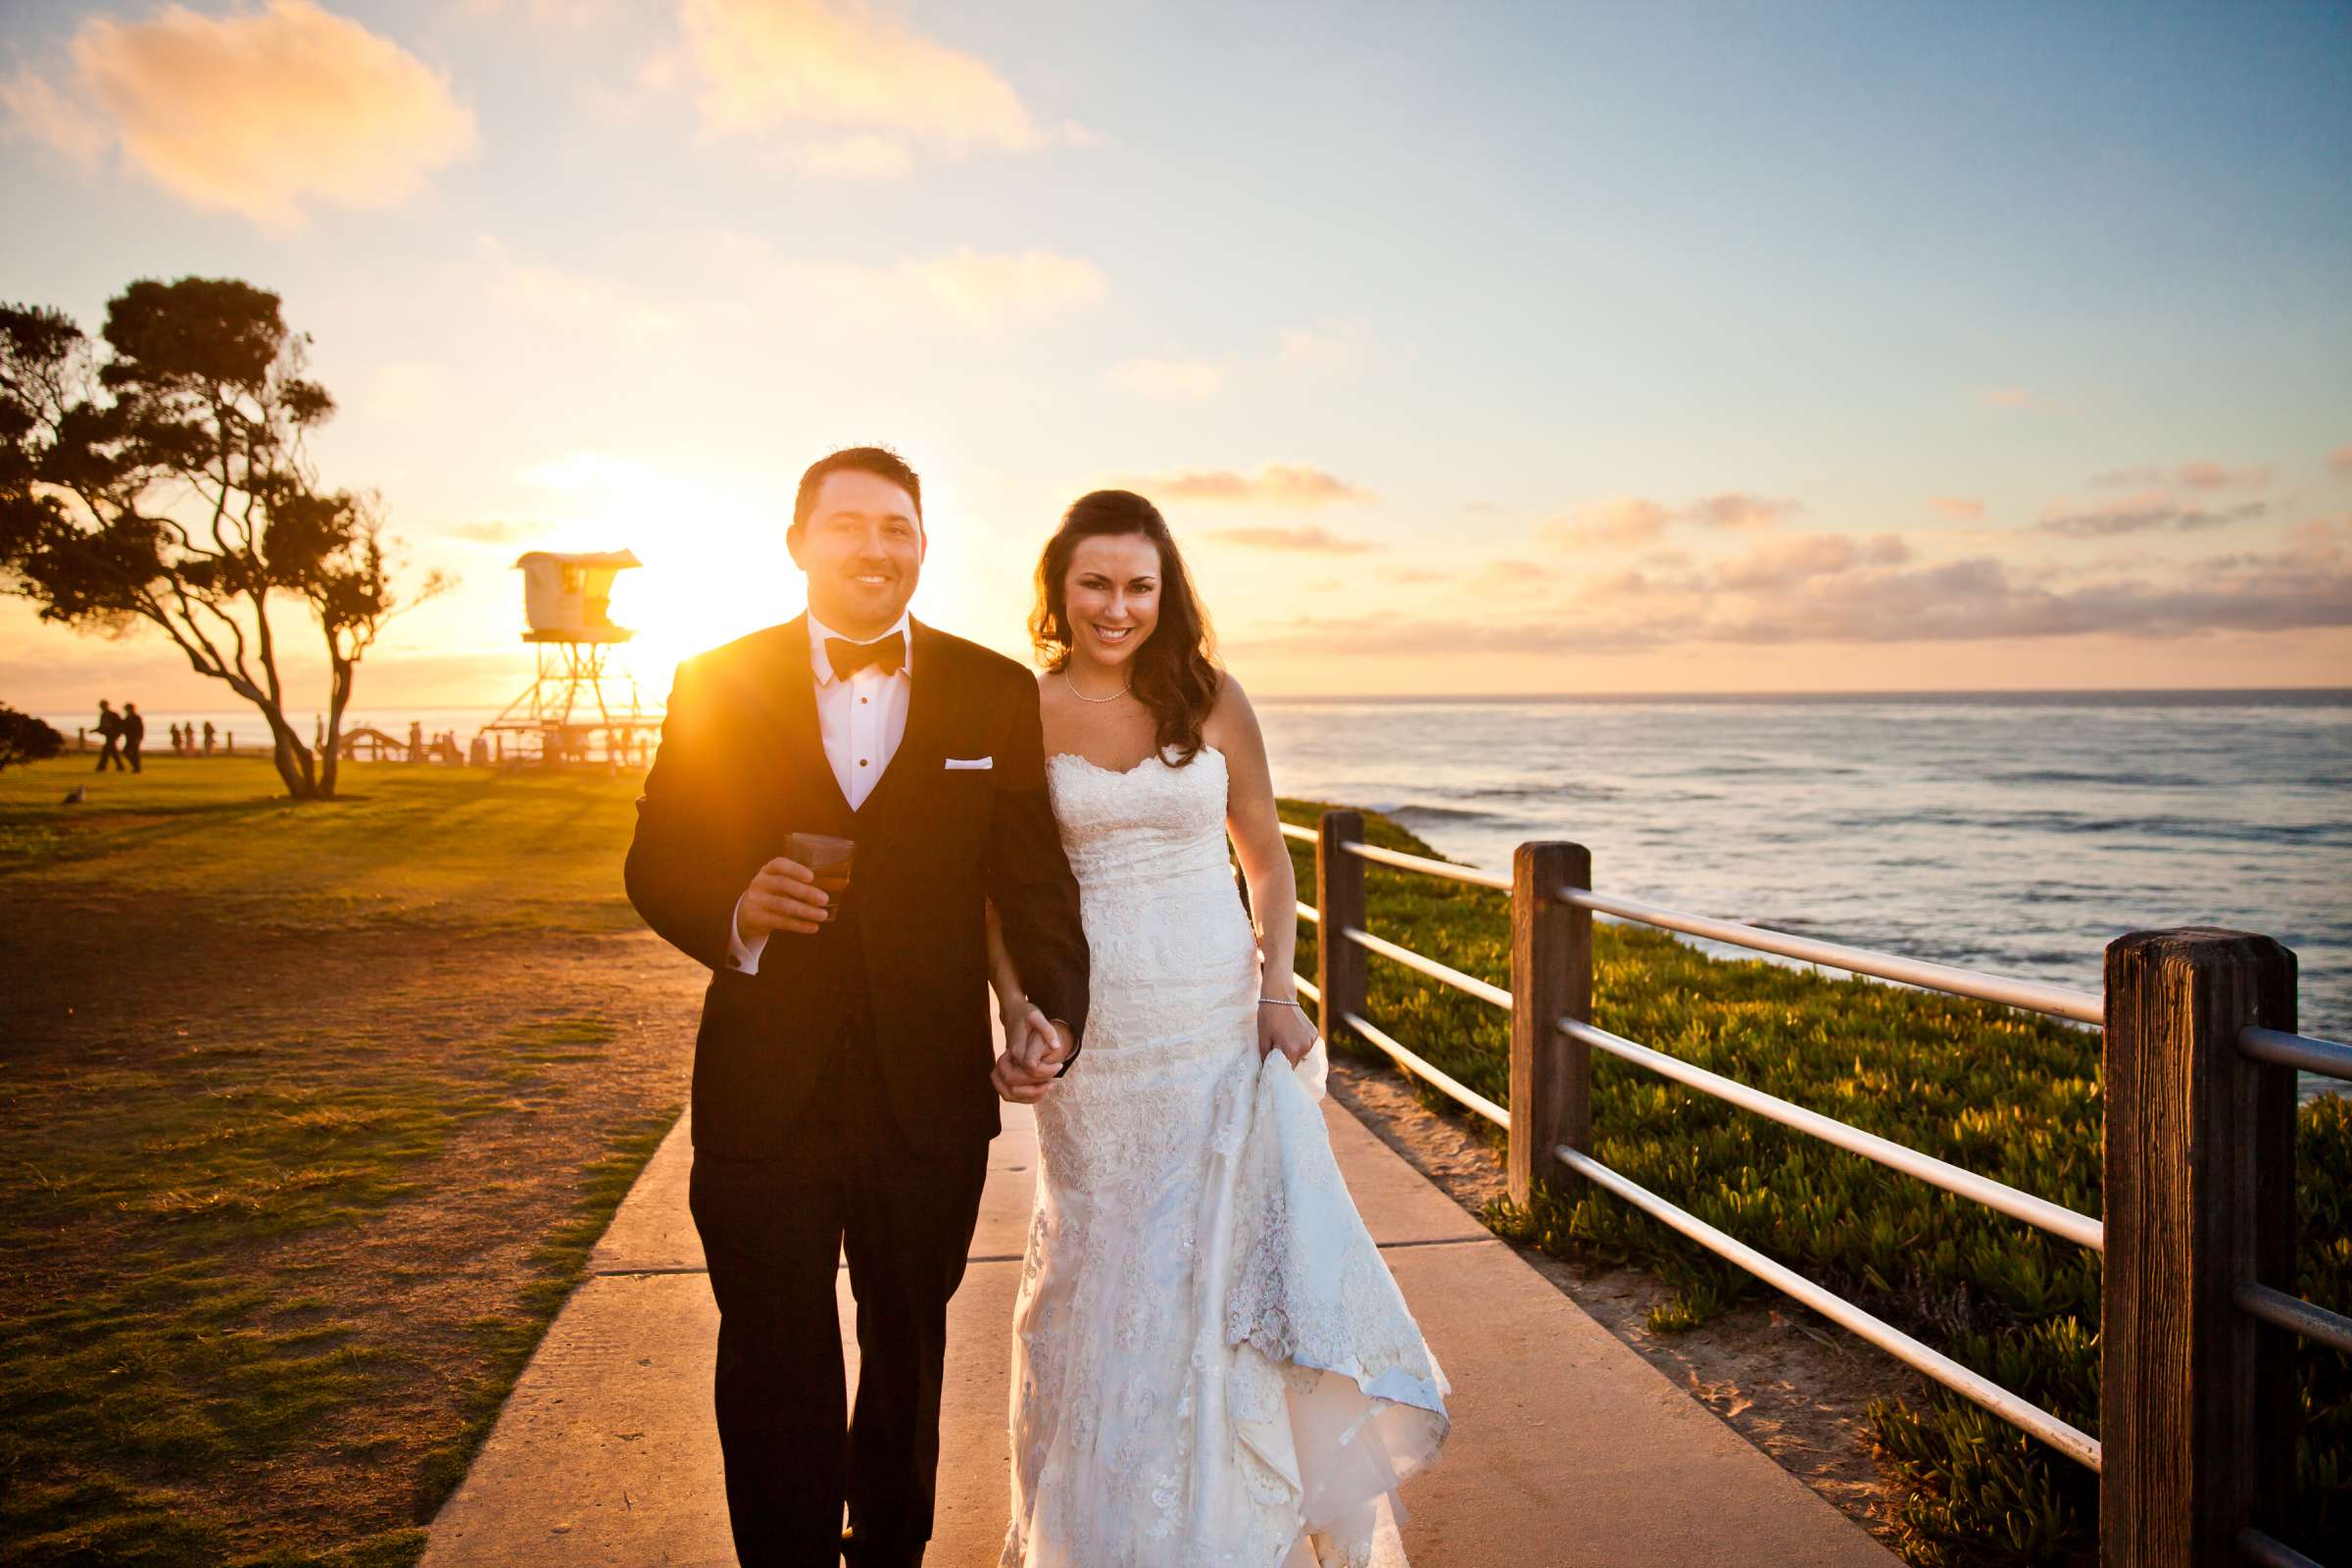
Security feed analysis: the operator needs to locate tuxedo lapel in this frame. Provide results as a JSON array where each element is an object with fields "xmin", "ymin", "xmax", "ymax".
[{"xmin": 743, "ymin": 614, "xmax": 853, "ymax": 824}]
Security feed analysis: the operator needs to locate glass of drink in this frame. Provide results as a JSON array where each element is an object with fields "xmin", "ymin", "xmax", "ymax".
[{"xmin": 786, "ymin": 832, "xmax": 857, "ymax": 921}]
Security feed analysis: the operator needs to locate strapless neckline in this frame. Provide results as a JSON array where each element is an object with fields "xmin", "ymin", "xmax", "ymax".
[{"xmin": 1047, "ymin": 744, "xmax": 1227, "ymax": 779}]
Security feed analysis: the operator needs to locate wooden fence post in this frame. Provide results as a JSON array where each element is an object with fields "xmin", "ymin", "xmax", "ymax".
[
  {"xmin": 2102, "ymin": 927, "xmax": 2297, "ymax": 1567},
  {"xmin": 1316, "ymin": 810, "xmax": 1366, "ymax": 1050},
  {"xmin": 1509, "ymin": 842, "xmax": 1591, "ymax": 1207}
]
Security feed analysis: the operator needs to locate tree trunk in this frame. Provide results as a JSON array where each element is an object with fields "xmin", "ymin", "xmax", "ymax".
[
  {"xmin": 250, "ymin": 702, "xmax": 320, "ymax": 801},
  {"xmin": 320, "ymin": 655, "xmax": 355, "ymax": 799}
]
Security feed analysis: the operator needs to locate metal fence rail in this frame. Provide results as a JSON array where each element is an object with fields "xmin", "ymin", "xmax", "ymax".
[
  {"xmin": 1345, "ymin": 925, "xmax": 1513, "ymax": 1009},
  {"xmin": 1345, "ymin": 1009, "xmax": 1508, "ymax": 1128},
  {"xmin": 2235, "ymin": 1281, "xmax": 2352, "ymax": 1355},
  {"xmin": 1558, "ymin": 1144, "xmax": 2104, "ymax": 1470},
  {"xmin": 1561, "ymin": 886, "xmax": 2106, "ymax": 1025},
  {"xmin": 1567, "ymin": 1018, "xmax": 2105, "ymax": 1250},
  {"xmin": 2242, "ymin": 1528, "xmax": 2326, "ymax": 1568},
  {"xmin": 1346, "ymin": 839, "xmax": 1513, "ymax": 891},
  {"xmin": 2240, "ymin": 1024, "xmax": 2352, "ymax": 1079}
]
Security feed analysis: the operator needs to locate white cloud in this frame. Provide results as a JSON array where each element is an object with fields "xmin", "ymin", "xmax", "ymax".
[
  {"xmin": 676, "ymin": 0, "xmax": 1081, "ymax": 176},
  {"xmin": 7, "ymin": 0, "xmax": 475, "ymax": 227}
]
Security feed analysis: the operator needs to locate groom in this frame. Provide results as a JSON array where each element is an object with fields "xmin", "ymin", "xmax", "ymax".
[{"xmin": 624, "ymin": 445, "xmax": 1089, "ymax": 1567}]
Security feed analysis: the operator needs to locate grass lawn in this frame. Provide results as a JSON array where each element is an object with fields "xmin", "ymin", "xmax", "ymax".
[
  {"xmin": 1, "ymin": 756, "xmax": 700, "ymax": 1566},
  {"xmin": 1277, "ymin": 801, "xmax": 2350, "ymax": 1568}
]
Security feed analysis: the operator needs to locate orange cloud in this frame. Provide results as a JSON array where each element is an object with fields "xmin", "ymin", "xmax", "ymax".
[
  {"xmin": 1142, "ymin": 465, "xmax": 1372, "ymax": 508},
  {"xmin": 1930, "ymin": 496, "xmax": 1984, "ymax": 521},
  {"xmin": 677, "ymin": 0, "xmax": 1082, "ymax": 176},
  {"xmin": 1202, "ymin": 527, "xmax": 1381, "ymax": 555},
  {"xmin": 7, "ymin": 0, "xmax": 474, "ymax": 227},
  {"xmin": 1544, "ymin": 497, "xmax": 1671, "ymax": 549},
  {"xmin": 1238, "ymin": 524, "xmax": 2352, "ymax": 656},
  {"xmin": 2329, "ymin": 444, "xmax": 2352, "ymax": 477}
]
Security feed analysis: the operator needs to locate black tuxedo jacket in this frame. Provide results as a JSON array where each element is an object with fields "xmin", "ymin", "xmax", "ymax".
[{"xmin": 624, "ymin": 616, "xmax": 1090, "ymax": 1157}]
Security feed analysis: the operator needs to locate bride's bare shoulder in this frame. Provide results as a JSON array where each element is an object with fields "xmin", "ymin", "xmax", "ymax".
[{"xmin": 1203, "ymin": 670, "xmax": 1259, "ymax": 750}]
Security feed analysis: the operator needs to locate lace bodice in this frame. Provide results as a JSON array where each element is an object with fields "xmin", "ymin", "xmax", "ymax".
[
  {"xmin": 1048, "ymin": 748, "xmax": 1236, "ymax": 890},
  {"xmin": 1004, "ymin": 747, "xmax": 1448, "ymax": 1568}
]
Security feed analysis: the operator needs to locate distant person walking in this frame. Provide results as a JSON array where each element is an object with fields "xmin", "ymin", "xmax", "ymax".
[
  {"xmin": 122, "ymin": 703, "xmax": 145, "ymax": 773},
  {"xmin": 202, "ymin": 720, "xmax": 216, "ymax": 756},
  {"xmin": 93, "ymin": 701, "xmax": 125, "ymax": 772}
]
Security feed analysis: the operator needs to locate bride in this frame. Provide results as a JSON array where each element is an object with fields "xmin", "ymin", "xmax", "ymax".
[{"xmin": 986, "ymin": 490, "xmax": 1450, "ymax": 1567}]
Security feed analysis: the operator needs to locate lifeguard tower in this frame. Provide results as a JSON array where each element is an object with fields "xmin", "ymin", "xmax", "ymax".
[{"xmin": 482, "ymin": 550, "xmax": 662, "ymax": 765}]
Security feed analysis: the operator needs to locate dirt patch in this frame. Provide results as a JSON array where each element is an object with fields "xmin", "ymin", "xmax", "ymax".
[
  {"xmin": 0, "ymin": 887, "xmax": 705, "ymax": 1564},
  {"xmin": 1324, "ymin": 1053, "xmax": 1915, "ymax": 1551}
]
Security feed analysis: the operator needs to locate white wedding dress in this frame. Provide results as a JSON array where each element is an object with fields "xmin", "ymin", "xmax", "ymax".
[{"xmin": 1003, "ymin": 747, "xmax": 1450, "ymax": 1568}]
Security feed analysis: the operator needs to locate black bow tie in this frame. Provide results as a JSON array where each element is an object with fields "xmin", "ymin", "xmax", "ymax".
[{"xmin": 826, "ymin": 631, "xmax": 905, "ymax": 681}]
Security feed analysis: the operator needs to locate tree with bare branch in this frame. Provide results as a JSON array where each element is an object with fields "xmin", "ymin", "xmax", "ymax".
[{"xmin": 0, "ymin": 277, "xmax": 444, "ymax": 801}]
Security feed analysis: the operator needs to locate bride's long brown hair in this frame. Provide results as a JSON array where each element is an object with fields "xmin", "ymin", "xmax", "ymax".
[{"xmin": 1029, "ymin": 490, "xmax": 1221, "ymax": 765}]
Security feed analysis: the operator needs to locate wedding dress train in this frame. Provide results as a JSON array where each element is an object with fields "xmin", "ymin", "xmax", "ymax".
[{"xmin": 1003, "ymin": 748, "xmax": 1449, "ymax": 1568}]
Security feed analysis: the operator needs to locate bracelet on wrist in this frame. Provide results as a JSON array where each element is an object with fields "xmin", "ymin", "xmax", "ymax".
[{"xmin": 1256, "ymin": 997, "xmax": 1303, "ymax": 1009}]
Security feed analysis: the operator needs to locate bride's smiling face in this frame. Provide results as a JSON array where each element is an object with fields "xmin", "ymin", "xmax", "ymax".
[{"xmin": 1063, "ymin": 533, "xmax": 1161, "ymax": 671}]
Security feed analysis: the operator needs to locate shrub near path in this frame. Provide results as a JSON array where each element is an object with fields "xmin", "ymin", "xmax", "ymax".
[
  {"xmin": 0, "ymin": 758, "xmax": 701, "ymax": 1567},
  {"xmin": 1279, "ymin": 802, "xmax": 2350, "ymax": 1568}
]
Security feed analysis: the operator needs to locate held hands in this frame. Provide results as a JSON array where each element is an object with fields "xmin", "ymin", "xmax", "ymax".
[
  {"xmin": 736, "ymin": 857, "xmax": 830, "ymax": 942},
  {"xmin": 991, "ymin": 1001, "xmax": 1073, "ymax": 1105},
  {"xmin": 1257, "ymin": 997, "xmax": 1317, "ymax": 1066}
]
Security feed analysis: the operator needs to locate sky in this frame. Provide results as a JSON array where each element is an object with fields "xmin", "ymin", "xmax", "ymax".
[{"xmin": 3, "ymin": 0, "xmax": 2349, "ymax": 715}]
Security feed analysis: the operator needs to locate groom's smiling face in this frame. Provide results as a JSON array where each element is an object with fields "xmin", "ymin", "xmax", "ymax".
[{"xmin": 789, "ymin": 469, "xmax": 925, "ymax": 638}]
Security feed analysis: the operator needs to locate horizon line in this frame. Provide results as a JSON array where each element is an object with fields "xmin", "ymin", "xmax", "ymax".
[{"xmin": 33, "ymin": 683, "xmax": 2351, "ymax": 719}]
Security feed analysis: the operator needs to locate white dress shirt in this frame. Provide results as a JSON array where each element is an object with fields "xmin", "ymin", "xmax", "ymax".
[{"xmin": 726, "ymin": 609, "xmax": 913, "ymax": 974}]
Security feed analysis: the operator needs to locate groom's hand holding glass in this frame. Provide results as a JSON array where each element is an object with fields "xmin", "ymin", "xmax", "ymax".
[{"xmin": 735, "ymin": 831, "xmax": 856, "ymax": 942}]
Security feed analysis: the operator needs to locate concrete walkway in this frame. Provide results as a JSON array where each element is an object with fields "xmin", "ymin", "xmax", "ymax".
[{"xmin": 421, "ymin": 1093, "xmax": 1895, "ymax": 1567}]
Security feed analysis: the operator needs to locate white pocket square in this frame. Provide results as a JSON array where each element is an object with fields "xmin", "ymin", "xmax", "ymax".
[{"xmin": 944, "ymin": 756, "xmax": 993, "ymax": 770}]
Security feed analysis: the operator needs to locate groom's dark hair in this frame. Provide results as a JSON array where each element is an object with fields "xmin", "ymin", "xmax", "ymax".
[{"xmin": 792, "ymin": 446, "xmax": 923, "ymax": 534}]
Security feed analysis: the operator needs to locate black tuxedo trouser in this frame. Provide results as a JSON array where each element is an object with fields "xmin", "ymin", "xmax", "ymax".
[{"xmin": 688, "ymin": 1011, "xmax": 989, "ymax": 1568}]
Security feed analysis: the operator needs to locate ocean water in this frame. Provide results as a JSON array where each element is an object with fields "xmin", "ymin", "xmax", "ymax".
[
  {"xmin": 1252, "ymin": 691, "xmax": 2351, "ymax": 1062},
  {"xmin": 45, "ymin": 690, "xmax": 2349, "ymax": 1072}
]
